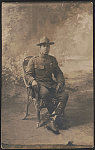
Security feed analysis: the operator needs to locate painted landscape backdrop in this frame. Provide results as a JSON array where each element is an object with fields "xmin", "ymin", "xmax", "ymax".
[{"xmin": 2, "ymin": 2, "xmax": 93, "ymax": 148}]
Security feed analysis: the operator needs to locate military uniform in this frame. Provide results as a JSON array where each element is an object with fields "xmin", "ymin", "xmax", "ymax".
[{"xmin": 26, "ymin": 54, "xmax": 68, "ymax": 116}]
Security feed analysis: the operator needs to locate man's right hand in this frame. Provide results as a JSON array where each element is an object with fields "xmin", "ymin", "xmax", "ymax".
[{"xmin": 32, "ymin": 80, "xmax": 37, "ymax": 86}]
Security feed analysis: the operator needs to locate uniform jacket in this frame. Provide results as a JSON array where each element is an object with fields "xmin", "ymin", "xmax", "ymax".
[{"xmin": 25, "ymin": 54, "xmax": 65, "ymax": 88}]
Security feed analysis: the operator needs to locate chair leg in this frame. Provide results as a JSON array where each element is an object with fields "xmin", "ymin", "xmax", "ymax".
[
  {"xmin": 26, "ymin": 99, "xmax": 30, "ymax": 117},
  {"xmin": 33, "ymin": 85, "xmax": 41, "ymax": 127},
  {"xmin": 36, "ymin": 105, "xmax": 40, "ymax": 128},
  {"xmin": 23, "ymin": 88, "xmax": 31, "ymax": 120}
]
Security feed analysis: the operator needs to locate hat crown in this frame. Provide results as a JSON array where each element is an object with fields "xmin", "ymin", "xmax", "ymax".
[{"xmin": 40, "ymin": 36, "xmax": 50, "ymax": 44}]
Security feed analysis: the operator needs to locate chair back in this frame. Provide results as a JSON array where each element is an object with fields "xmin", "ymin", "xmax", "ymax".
[
  {"xmin": 22, "ymin": 56, "xmax": 33, "ymax": 87},
  {"xmin": 23, "ymin": 56, "xmax": 33, "ymax": 73}
]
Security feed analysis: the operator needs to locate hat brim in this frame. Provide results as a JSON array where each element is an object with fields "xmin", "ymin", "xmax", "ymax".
[{"xmin": 36, "ymin": 42, "xmax": 54, "ymax": 46}]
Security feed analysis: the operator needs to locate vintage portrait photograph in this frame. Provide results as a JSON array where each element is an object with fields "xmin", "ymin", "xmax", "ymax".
[{"xmin": 1, "ymin": 1, "xmax": 94, "ymax": 149}]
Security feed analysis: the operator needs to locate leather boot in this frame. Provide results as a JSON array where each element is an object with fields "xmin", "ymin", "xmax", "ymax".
[{"xmin": 46, "ymin": 118, "xmax": 60, "ymax": 134}]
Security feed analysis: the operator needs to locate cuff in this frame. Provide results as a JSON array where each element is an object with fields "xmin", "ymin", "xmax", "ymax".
[{"xmin": 28, "ymin": 77, "xmax": 35, "ymax": 84}]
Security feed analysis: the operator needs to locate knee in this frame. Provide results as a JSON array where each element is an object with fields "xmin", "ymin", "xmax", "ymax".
[{"xmin": 40, "ymin": 86, "xmax": 49, "ymax": 99}]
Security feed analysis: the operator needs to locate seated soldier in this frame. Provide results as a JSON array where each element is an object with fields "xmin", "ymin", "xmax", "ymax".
[{"xmin": 26, "ymin": 36, "xmax": 69, "ymax": 134}]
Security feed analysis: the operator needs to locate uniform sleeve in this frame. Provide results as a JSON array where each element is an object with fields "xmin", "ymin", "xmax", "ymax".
[
  {"xmin": 25, "ymin": 58, "xmax": 35, "ymax": 83},
  {"xmin": 52, "ymin": 58, "xmax": 65, "ymax": 86}
]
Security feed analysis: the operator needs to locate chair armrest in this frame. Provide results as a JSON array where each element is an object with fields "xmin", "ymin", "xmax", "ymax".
[
  {"xmin": 23, "ymin": 77, "xmax": 30, "ymax": 88},
  {"xmin": 22, "ymin": 71, "xmax": 30, "ymax": 88}
]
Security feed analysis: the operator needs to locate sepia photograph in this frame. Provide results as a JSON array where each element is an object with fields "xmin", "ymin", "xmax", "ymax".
[{"xmin": 1, "ymin": 1, "xmax": 94, "ymax": 149}]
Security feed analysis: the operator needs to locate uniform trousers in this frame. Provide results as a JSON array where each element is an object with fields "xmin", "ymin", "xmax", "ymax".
[{"xmin": 38, "ymin": 85, "xmax": 69, "ymax": 116}]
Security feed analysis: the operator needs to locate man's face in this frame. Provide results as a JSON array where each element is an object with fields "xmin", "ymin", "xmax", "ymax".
[{"xmin": 40, "ymin": 44, "xmax": 50, "ymax": 55}]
